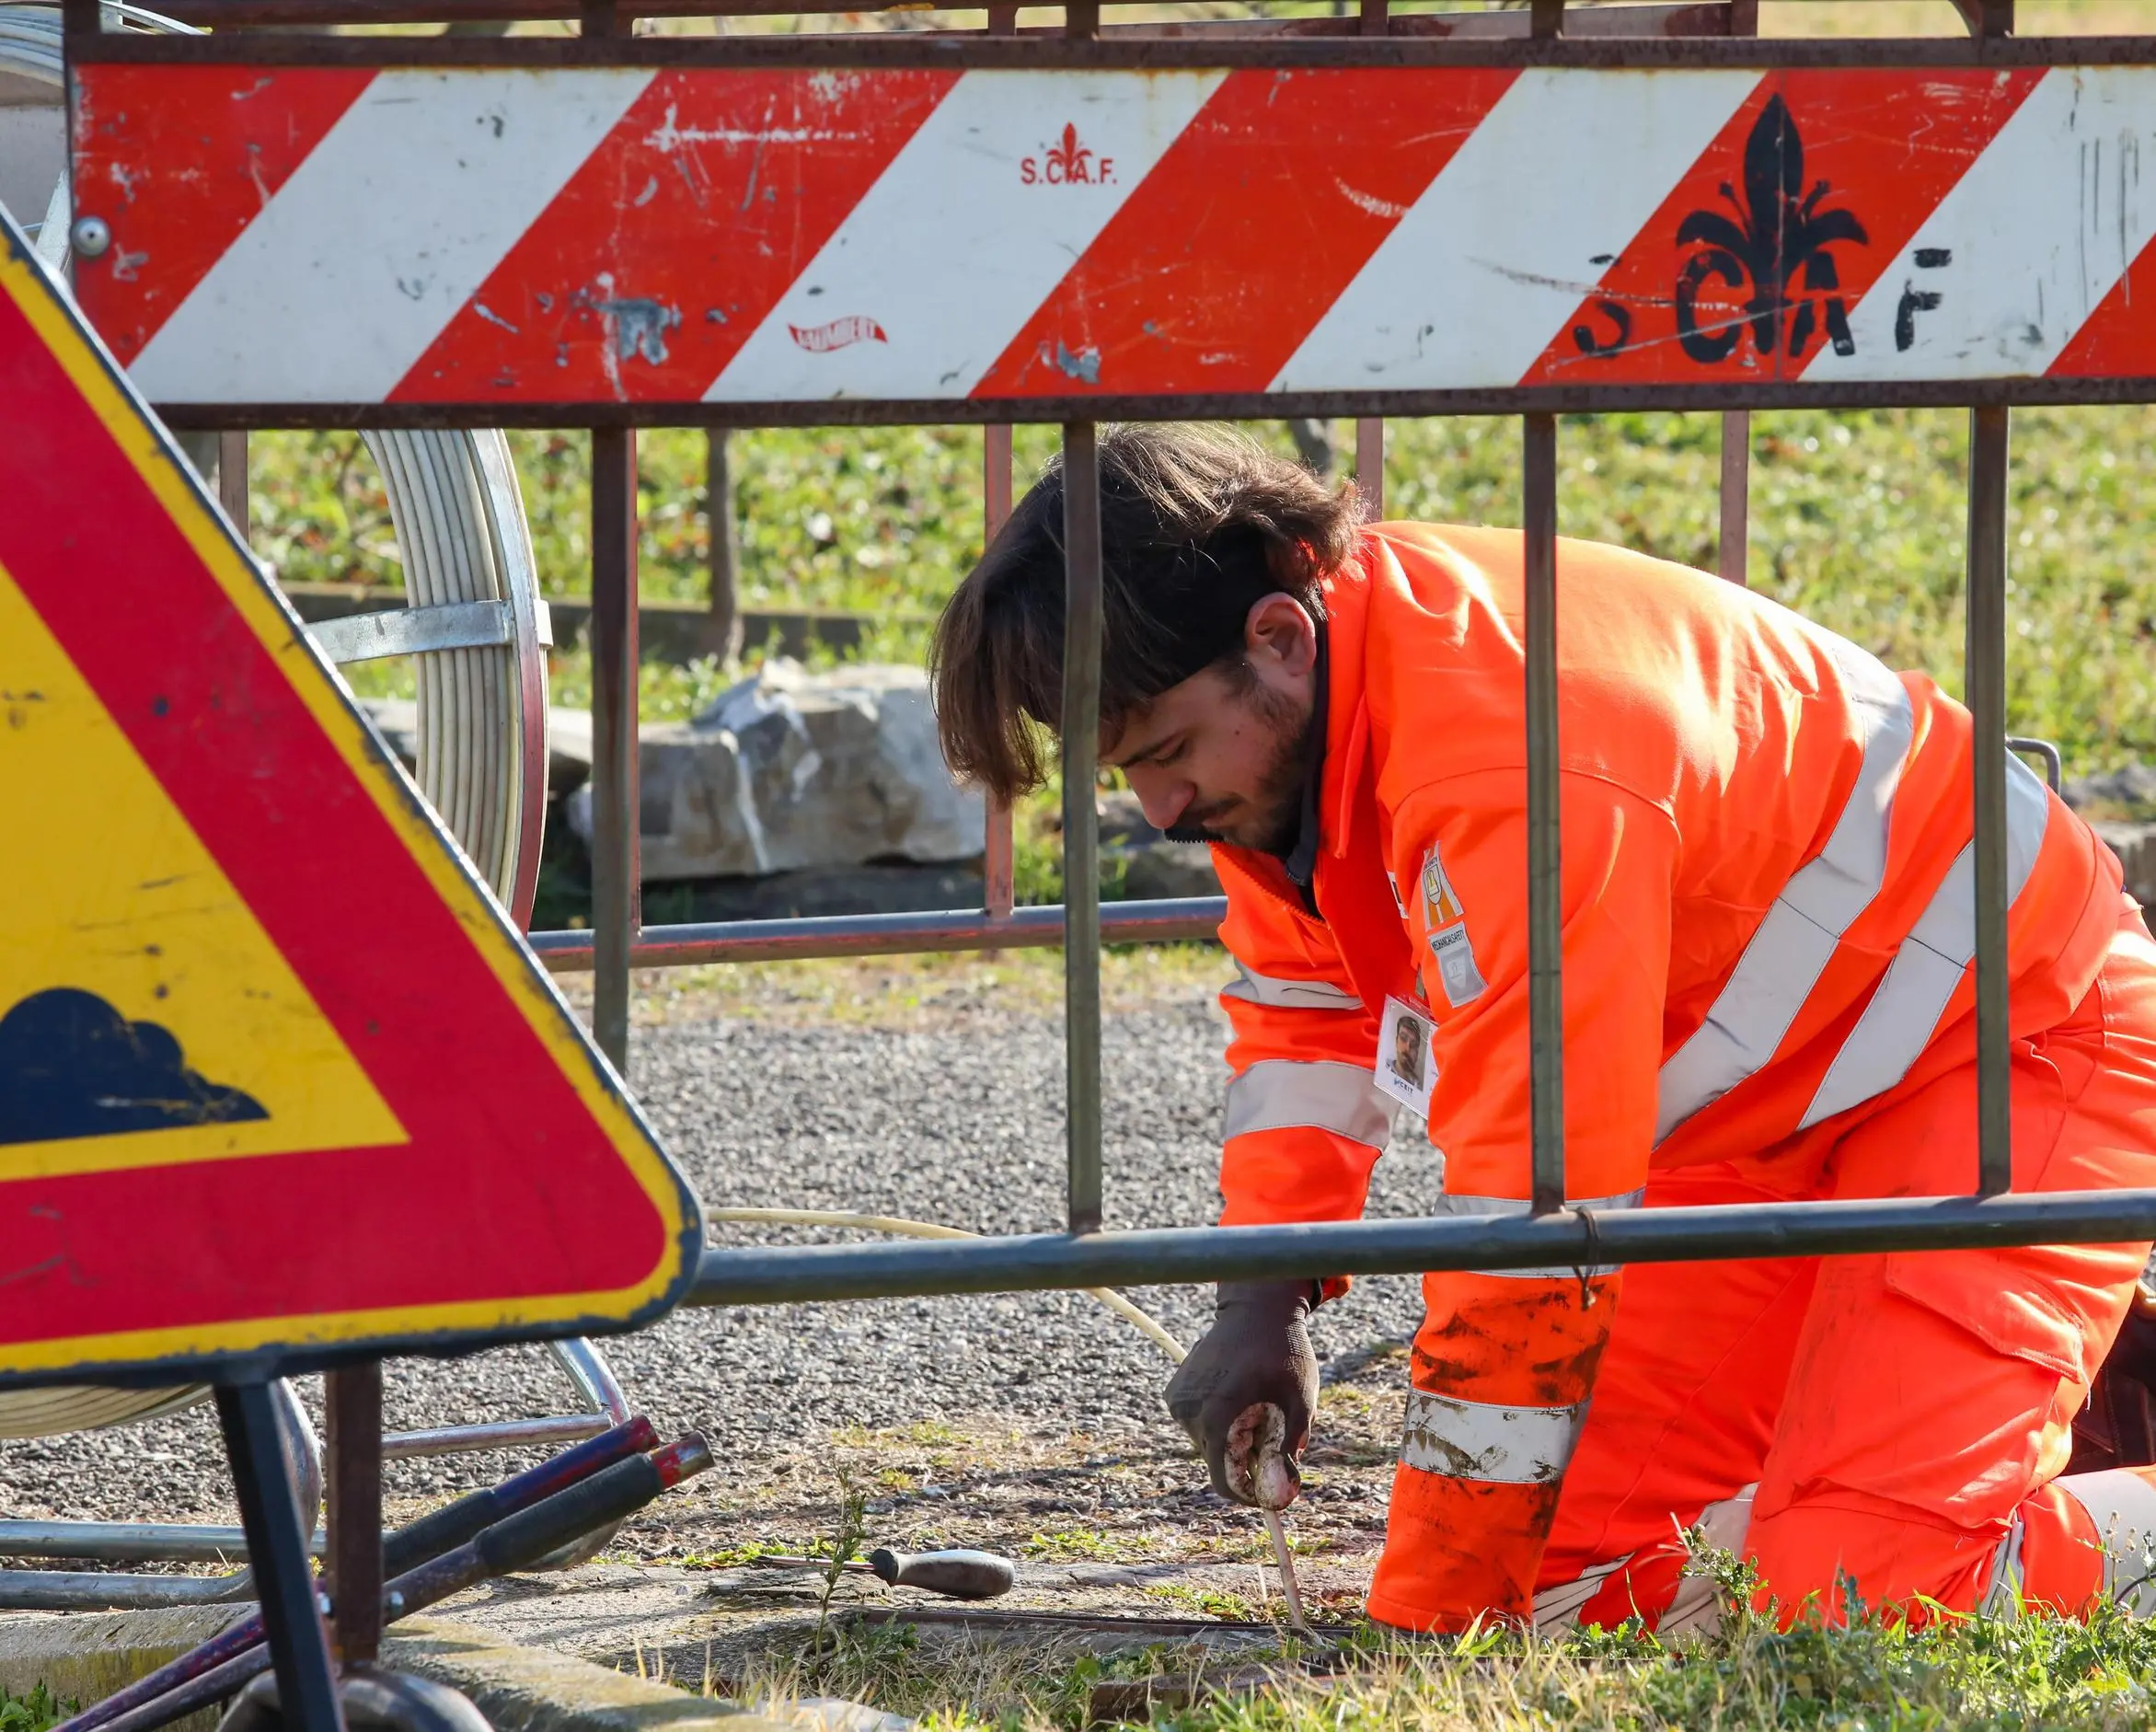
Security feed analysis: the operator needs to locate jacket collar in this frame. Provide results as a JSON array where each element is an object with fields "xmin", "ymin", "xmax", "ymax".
[
  {"xmin": 1316, "ymin": 534, "xmax": 1380, "ymax": 864},
  {"xmin": 1216, "ymin": 535, "xmax": 1381, "ymax": 909}
]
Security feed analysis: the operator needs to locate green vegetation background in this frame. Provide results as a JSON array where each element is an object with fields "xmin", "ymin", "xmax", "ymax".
[{"xmin": 254, "ymin": 410, "xmax": 2154, "ymax": 779}]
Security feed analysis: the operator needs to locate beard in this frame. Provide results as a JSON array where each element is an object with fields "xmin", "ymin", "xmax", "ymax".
[{"xmin": 1161, "ymin": 678, "xmax": 1319, "ymax": 855}]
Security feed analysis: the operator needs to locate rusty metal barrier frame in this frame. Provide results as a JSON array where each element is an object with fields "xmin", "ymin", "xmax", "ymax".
[{"xmin": 61, "ymin": 0, "xmax": 2156, "ymax": 1322}]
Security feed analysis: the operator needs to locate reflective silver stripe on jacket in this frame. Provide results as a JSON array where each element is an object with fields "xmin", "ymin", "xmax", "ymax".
[
  {"xmin": 1977, "ymin": 1462, "xmax": 2156, "ymax": 1620},
  {"xmin": 1799, "ymin": 747, "xmax": 2050, "ymax": 1129},
  {"xmin": 1533, "ymin": 1483, "xmax": 1756, "ymax": 1633},
  {"xmin": 1654, "ymin": 643, "xmax": 1915, "ymax": 1145},
  {"xmin": 1222, "ymin": 1059, "xmax": 1395, "ymax": 1148},
  {"xmin": 2046, "ymin": 1468, "xmax": 2156, "ymax": 1617},
  {"xmin": 1434, "ymin": 1188, "xmax": 1645, "ymax": 1278},
  {"xmin": 1221, "ymin": 962, "xmax": 1365, "ymax": 1011},
  {"xmin": 1399, "ymin": 1387, "xmax": 1587, "ymax": 1485}
]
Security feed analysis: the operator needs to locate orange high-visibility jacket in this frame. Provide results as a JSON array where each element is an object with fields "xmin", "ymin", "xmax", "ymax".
[{"xmin": 1210, "ymin": 524, "xmax": 2126, "ymax": 1626}]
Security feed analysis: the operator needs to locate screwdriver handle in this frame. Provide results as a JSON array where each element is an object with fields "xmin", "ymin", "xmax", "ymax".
[{"xmin": 865, "ymin": 1547, "xmax": 1016, "ymax": 1599}]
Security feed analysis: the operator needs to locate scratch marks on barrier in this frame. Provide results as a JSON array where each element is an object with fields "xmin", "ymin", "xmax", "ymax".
[
  {"xmin": 1334, "ymin": 179, "xmax": 1411, "ymax": 221},
  {"xmin": 643, "ymin": 104, "xmax": 853, "ymax": 153},
  {"xmin": 0, "ymin": 1209, "xmax": 91, "ymax": 1293}
]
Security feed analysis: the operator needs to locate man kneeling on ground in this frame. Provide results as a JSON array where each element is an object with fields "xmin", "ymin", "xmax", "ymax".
[{"xmin": 928, "ymin": 423, "xmax": 2156, "ymax": 1634}]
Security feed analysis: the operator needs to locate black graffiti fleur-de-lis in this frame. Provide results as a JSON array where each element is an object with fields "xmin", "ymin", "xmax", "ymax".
[{"xmin": 1674, "ymin": 95, "xmax": 1869, "ymax": 365}]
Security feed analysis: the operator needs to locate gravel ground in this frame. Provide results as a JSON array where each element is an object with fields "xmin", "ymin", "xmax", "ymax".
[{"xmin": 0, "ymin": 989, "xmax": 1431, "ymax": 1584}]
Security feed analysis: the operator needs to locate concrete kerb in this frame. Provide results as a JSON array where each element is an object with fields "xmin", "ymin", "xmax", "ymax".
[
  {"xmin": 386, "ymin": 1617, "xmax": 795, "ymax": 1732},
  {"xmin": 0, "ymin": 1606, "xmax": 236, "ymax": 1732},
  {"xmin": 0, "ymin": 1609, "xmax": 799, "ymax": 1732}
]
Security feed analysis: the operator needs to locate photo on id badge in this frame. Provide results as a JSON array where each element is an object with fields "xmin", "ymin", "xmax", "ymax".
[{"xmin": 1377, "ymin": 995, "xmax": 1435, "ymax": 1119}]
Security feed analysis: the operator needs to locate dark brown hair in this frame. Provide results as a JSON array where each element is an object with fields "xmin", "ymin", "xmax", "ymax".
[{"xmin": 929, "ymin": 423, "xmax": 1361, "ymax": 802}]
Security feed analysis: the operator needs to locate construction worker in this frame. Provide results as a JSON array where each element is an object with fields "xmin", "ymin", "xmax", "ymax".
[{"xmin": 928, "ymin": 423, "xmax": 2156, "ymax": 1634}]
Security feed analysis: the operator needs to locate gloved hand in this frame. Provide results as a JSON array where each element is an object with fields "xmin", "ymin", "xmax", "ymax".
[{"xmin": 1164, "ymin": 1280, "xmax": 1320, "ymax": 1509}]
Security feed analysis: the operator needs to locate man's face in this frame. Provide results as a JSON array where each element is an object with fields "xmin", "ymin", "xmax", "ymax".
[
  {"xmin": 1393, "ymin": 1018, "xmax": 1422, "ymax": 1083},
  {"xmin": 1103, "ymin": 595, "xmax": 1320, "ymax": 855}
]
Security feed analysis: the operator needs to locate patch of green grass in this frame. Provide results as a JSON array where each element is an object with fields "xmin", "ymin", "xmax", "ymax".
[
  {"xmin": 710, "ymin": 1585, "xmax": 2156, "ymax": 1731},
  {"xmin": 1143, "ymin": 1581, "xmax": 1274, "ymax": 1622},
  {"xmin": 673, "ymin": 1541, "xmax": 784, "ymax": 1570},
  {"xmin": 0, "ymin": 1685, "xmax": 69, "ymax": 1732},
  {"xmin": 1023, "ymin": 1528, "xmax": 1149, "ymax": 1564},
  {"xmin": 250, "ymin": 407, "xmax": 2156, "ymax": 779}
]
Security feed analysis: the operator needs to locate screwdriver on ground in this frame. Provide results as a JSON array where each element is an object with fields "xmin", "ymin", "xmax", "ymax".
[{"xmin": 748, "ymin": 1546, "xmax": 1017, "ymax": 1599}]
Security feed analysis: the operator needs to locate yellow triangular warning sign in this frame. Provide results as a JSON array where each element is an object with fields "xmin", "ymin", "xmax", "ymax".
[{"xmin": 0, "ymin": 207, "xmax": 698, "ymax": 1385}]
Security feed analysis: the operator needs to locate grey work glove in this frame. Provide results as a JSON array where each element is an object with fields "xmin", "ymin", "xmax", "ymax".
[{"xmin": 1164, "ymin": 1280, "xmax": 1320, "ymax": 1509}]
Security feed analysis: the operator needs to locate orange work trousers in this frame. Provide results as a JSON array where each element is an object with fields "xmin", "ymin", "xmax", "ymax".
[{"xmin": 1534, "ymin": 904, "xmax": 2156, "ymax": 1625}]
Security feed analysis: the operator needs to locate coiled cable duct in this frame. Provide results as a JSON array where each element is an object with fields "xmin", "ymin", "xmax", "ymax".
[
  {"xmin": 0, "ymin": 9, "xmax": 549, "ymax": 1436},
  {"xmin": 363, "ymin": 426, "xmax": 546, "ymax": 915}
]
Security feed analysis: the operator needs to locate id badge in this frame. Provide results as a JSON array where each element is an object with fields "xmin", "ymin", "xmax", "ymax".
[{"xmin": 1375, "ymin": 995, "xmax": 1436, "ymax": 1120}]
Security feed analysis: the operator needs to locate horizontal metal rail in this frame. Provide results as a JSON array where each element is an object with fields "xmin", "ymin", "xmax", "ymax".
[
  {"xmin": 131, "ymin": 0, "xmax": 1732, "ymax": 28},
  {"xmin": 0, "ymin": 1569, "xmax": 254, "ymax": 1611},
  {"xmin": 143, "ymin": 376, "xmax": 2156, "ymax": 434},
  {"xmin": 380, "ymin": 1414, "xmax": 609, "ymax": 1460},
  {"xmin": 530, "ymin": 897, "xmax": 1226, "ymax": 972},
  {"xmin": 691, "ymin": 1188, "xmax": 2156, "ymax": 1306},
  {"xmin": 0, "ymin": 1520, "xmax": 320, "ymax": 1564},
  {"xmin": 65, "ymin": 31, "xmax": 2156, "ymax": 71}
]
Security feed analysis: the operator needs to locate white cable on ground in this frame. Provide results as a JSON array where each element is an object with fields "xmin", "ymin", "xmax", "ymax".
[
  {"xmin": 706, "ymin": 1205, "xmax": 1316, "ymax": 1634},
  {"xmin": 707, "ymin": 1207, "xmax": 1189, "ymax": 1365}
]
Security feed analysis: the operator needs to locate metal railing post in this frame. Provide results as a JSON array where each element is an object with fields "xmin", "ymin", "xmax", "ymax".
[
  {"xmin": 218, "ymin": 432, "xmax": 248, "ymax": 544},
  {"xmin": 1717, "ymin": 417, "xmax": 1750, "ymax": 585},
  {"xmin": 984, "ymin": 424, "xmax": 1017, "ymax": 923},
  {"xmin": 704, "ymin": 429, "xmax": 739, "ymax": 660},
  {"xmin": 1062, "ymin": 422, "xmax": 1103, "ymax": 1236},
  {"xmin": 1353, "ymin": 0, "xmax": 1386, "ymax": 521},
  {"xmin": 1523, "ymin": 413, "xmax": 1565, "ymax": 1215},
  {"xmin": 590, "ymin": 429, "xmax": 640, "ymax": 1074},
  {"xmin": 1967, "ymin": 405, "xmax": 2013, "ymax": 1195},
  {"xmin": 1716, "ymin": 2, "xmax": 1755, "ymax": 585},
  {"xmin": 1355, "ymin": 418, "xmax": 1385, "ymax": 518},
  {"xmin": 324, "ymin": 1361, "xmax": 383, "ymax": 1665}
]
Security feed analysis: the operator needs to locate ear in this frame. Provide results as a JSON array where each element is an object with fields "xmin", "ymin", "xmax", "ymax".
[{"xmin": 1244, "ymin": 593, "xmax": 1319, "ymax": 679}]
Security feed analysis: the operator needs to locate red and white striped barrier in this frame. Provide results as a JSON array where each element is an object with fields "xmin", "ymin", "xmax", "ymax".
[{"xmin": 66, "ymin": 63, "xmax": 2156, "ymax": 408}]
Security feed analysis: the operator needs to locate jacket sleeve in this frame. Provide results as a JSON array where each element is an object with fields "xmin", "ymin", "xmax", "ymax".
[
  {"xmin": 1210, "ymin": 852, "xmax": 1393, "ymax": 1244},
  {"xmin": 1368, "ymin": 766, "xmax": 1678, "ymax": 1633}
]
